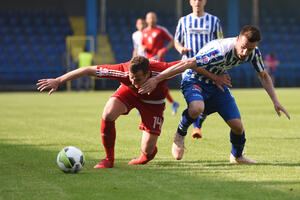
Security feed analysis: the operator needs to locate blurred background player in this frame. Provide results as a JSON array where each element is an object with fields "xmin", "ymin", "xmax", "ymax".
[
  {"xmin": 264, "ymin": 53, "xmax": 279, "ymax": 85},
  {"xmin": 174, "ymin": 0, "xmax": 223, "ymax": 139},
  {"xmin": 142, "ymin": 11, "xmax": 179, "ymax": 115},
  {"xmin": 132, "ymin": 18, "xmax": 146, "ymax": 57}
]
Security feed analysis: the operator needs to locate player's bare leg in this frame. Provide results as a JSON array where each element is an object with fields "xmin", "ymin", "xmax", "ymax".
[
  {"xmin": 172, "ymin": 132, "xmax": 185, "ymax": 160},
  {"xmin": 128, "ymin": 131, "xmax": 158, "ymax": 165},
  {"xmin": 94, "ymin": 97, "xmax": 128, "ymax": 169},
  {"xmin": 226, "ymin": 118, "xmax": 257, "ymax": 164},
  {"xmin": 173, "ymin": 101, "xmax": 203, "ymax": 159}
]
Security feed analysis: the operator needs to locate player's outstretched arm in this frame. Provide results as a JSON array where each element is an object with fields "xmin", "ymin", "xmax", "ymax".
[
  {"xmin": 36, "ymin": 66, "xmax": 98, "ymax": 95},
  {"xmin": 257, "ymin": 70, "xmax": 290, "ymax": 119},
  {"xmin": 139, "ymin": 58, "xmax": 197, "ymax": 94}
]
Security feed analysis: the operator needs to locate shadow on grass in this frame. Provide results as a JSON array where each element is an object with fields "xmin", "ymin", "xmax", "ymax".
[{"xmin": 1, "ymin": 142, "xmax": 300, "ymax": 200}]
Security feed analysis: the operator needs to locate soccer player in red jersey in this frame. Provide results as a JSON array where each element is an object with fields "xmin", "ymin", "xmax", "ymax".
[
  {"xmin": 142, "ymin": 11, "xmax": 179, "ymax": 115},
  {"xmin": 36, "ymin": 56, "xmax": 180, "ymax": 168}
]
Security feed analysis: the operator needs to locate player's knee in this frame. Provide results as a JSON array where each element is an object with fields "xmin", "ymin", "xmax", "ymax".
[
  {"xmin": 231, "ymin": 125, "xmax": 244, "ymax": 134},
  {"xmin": 188, "ymin": 101, "xmax": 204, "ymax": 118},
  {"xmin": 102, "ymin": 113, "xmax": 115, "ymax": 122},
  {"xmin": 188, "ymin": 107, "xmax": 203, "ymax": 118}
]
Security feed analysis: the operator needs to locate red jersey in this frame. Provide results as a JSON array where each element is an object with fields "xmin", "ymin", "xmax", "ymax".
[
  {"xmin": 142, "ymin": 25, "xmax": 173, "ymax": 60},
  {"xmin": 96, "ymin": 60, "xmax": 180, "ymax": 101}
]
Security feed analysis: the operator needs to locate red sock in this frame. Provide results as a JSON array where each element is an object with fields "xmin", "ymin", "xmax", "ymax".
[
  {"xmin": 101, "ymin": 119, "xmax": 116, "ymax": 161},
  {"xmin": 128, "ymin": 146, "xmax": 158, "ymax": 165},
  {"xmin": 166, "ymin": 90, "xmax": 174, "ymax": 103}
]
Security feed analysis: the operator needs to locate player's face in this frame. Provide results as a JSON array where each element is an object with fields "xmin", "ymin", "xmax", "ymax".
[
  {"xmin": 190, "ymin": 0, "xmax": 207, "ymax": 11},
  {"xmin": 136, "ymin": 19, "xmax": 145, "ymax": 31},
  {"xmin": 146, "ymin": 13, "xmax": 157, "ymax": 27},
  {"xmin": 129, "ymin": 70, "xmax": 150, "ymax": 89},
  {"xmin": 235, "ymin": 35, "xmax": 258, "ymax": 60}
]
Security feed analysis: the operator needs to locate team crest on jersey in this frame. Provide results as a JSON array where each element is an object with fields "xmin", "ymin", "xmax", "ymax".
[
  {"xmin": 98, "ymin": 67, "xmax": 109, "ymax": 76},
  {"xmin": 152, "ymin": 32, "xmax": 157, "ymax": 38},
  {"xmin": 207, "ymin": 49, "xmax": 220, "ymax": 57},
  {"xmin": 199, "ymin": 56, "xmax": 210, "ymax": 64}
]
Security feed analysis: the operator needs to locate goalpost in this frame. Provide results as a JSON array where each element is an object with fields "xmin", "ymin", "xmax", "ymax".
[{"xmin": 65, "ymin": 36, "xmax": 95, "ymax": 91}]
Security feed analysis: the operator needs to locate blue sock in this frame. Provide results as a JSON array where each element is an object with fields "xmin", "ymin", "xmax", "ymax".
[
  {"xmin": 192, "ymin": 113, "xmax": 207, "ymax": 128},
  {"xmin": 192, "ymin": 117, "xmax": 201, "ymax": 128},
  {"xmin": 230, "ymin": 131, "xmax": 246, "ymax": 158},
  {"xmin": 177, "ymin": 109, "xmax": 196, "ymax": 136}
]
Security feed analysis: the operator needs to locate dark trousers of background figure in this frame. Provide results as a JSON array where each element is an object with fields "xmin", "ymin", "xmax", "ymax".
[{"xmin": 76, "ymin": 76, "xmax": 91, "ymax": 91}]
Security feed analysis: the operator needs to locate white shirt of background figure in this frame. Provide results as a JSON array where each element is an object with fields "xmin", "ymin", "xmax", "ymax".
[{"xmin": 132, "ymin": 18, "xmax": 146, "ymax": 57}]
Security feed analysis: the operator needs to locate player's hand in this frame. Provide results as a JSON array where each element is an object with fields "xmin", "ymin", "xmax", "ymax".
[
  {"xmin": 138, "ymin": 77, "xmax": 158, "ymax": 95},
  {"xmin": 214, "ymin": 74, "xmax": 232, "ymax": 92},
  {"xmin": 180, "ymin": 47, "xmax": 191, "ymax": 55},
  {"xmin": 36, "ymin": 78, "xmax": 60, "ymax": 95},
  {"xmin": 274, "ymin": 102, "xmax": 290, "ymax": 120}
]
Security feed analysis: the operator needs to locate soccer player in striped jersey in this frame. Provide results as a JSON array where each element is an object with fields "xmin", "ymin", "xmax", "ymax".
[
  {"xmin": 175, "ymin": 0, "xmax": 223, "ymax": 139},
  {"xmin": 139, "ymin": 25, "xmax": 290, "ymax": 164},
  {"xmin": 142, "ymin": 11, "xmax": 180, "ymax": 115},
  {"xmin": 132, "ymin": 18, "xmax": 146, "ymax": 57},
  {"xmin": 37, "ymin": 56, "xmax": 180, "ymax": 168}
]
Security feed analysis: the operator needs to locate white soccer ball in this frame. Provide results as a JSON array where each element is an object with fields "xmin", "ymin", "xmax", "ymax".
[{"xmin": 57, "ymin": 146, "xmax": 85, "ymax": 173}]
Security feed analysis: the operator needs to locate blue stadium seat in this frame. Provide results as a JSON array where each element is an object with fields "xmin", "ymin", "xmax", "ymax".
[
  {"xmin": 33, "ymin": 18, "xmax": 43, "ymax": 26},
  {"xmin": 24, "ymin": 27, "xmax": 35, "ymax": 35},
  {"xmin": 3, "ymin": 35, "xmax": 13, "ymax": 44},
  {"xmin": 36, "ymin": 26, "xmax": 48, "ymax": 35},
  {"xmin": 40, "ymin": 35, "xmax": 52, "ymax": 44},
  {"xmin": 28, "ymin": 35, "xmax": 39, "ymax": 44},
  {"xmin": 53, "ymin": 35, "xmax": 65, "ymax": 44},
  {"xmin": 15, "ymin": 35, "xmax": 26, "ymax": 44},
  {"xmin": 0, "ymin": 18, "xmax": 5, "ymax": 26}
]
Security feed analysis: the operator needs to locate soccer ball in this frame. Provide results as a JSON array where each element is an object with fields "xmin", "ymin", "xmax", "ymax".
[{"xmin": 57, "ymin": 146, "xmax": 85, "ymax": 173}]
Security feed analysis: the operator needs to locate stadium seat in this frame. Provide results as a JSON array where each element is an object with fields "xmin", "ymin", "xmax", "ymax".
[{"xmin": 0, "ymin": 9, "xmax": 72, "ymax": 86}]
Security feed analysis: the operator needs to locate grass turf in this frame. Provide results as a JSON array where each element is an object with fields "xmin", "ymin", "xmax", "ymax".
[{"xmin": 0, "ymin": 88, "xmax": 299, "ymax": 200}]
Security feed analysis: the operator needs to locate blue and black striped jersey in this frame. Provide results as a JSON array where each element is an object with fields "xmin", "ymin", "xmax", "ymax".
[{"xmin": 184, "ymin": 37, "xmax": 265, "ymax": 85}]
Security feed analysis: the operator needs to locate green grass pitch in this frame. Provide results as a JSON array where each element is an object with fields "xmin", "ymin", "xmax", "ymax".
[{"xmin": 0, "ymin": 88, "xmax": 300, "ymax": 200}]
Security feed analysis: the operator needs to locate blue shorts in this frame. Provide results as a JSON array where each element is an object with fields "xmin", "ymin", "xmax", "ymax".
[{"xmin": 181, "ymin": 80, "xmax": 241, "ymax": 121}]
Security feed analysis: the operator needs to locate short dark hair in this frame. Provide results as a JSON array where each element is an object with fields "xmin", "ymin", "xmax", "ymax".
[
  {"xmin": 129, "ymin": 56, "xmax": 150, "ymax": 74},
  {"xmin": 240, "ymin": 25, "xmax": 262, "ymax": 42}
]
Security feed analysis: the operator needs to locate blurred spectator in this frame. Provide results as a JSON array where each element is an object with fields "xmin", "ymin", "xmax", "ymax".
[
  {"xmin": 77, "ymin": 52, "xmax": 93, "ymax": 91},
  {"xmin": 142, "ymin": 12, "xmax": 174, "ymax": 61},
  {"xmin": 264, "ymin": 53, "xmax": 279, "ymax": 85},
  {"xmin": 132, "ymin": 18, "xmax": 146, "ymax": 57}
]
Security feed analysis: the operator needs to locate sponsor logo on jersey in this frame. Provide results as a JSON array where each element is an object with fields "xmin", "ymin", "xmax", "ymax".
[
  {"xmin": 193, "ymin": 84, "xmax": 202, "ymax": 92},
  {"xmin": 197, "ymin": 49, "xmax": 220, "ymax": 64},
  {"xmin": 188, "ymin": 28, "xmax": 209, "ymax": 34}
]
